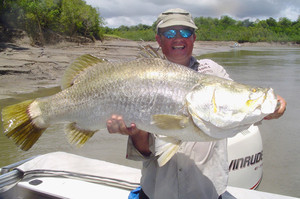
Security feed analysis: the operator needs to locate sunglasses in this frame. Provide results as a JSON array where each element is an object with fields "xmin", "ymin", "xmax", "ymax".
[{"xmin": 161, "ymin": 29, "xmax": 194, "ymax": 39}]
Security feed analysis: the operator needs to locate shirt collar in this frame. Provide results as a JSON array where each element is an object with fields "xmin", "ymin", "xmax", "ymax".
[{"xmin": 189, "ymin": 56, "xmax": 199, "ymax": 71}]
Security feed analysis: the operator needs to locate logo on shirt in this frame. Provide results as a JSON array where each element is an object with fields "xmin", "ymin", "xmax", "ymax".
[{"xmin": 198, "ymin": 65, "xmax": 213, "ymax": 74}]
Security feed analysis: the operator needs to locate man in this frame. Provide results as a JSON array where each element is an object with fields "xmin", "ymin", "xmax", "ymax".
[{"xmin": 106, "ymin": 8, "xmax": 286, "ymax": 199}]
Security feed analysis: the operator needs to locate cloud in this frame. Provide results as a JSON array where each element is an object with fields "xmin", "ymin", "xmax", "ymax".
[
  {"xmin": 105, "ymin": 16, "xmax": 157, "ymax": 28},
  {"xmin": 84, "ymin": 0, "xmax": 300, "ymax": 28}
]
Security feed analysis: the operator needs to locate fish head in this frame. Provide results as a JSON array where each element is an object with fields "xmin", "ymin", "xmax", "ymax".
[{"xmin": 185, "ymin": 79, "xmax": 278, "ymax": 138}]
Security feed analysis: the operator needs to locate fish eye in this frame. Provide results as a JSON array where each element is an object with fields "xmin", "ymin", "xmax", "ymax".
[{"xmin": 251, "ymin": 88, "xmax": 257, "ymax": 92}]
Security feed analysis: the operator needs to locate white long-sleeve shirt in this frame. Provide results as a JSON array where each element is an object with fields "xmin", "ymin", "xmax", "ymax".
[{"xmin": 127, "ymin": 57, "xmax": 231, "ymax": 199}]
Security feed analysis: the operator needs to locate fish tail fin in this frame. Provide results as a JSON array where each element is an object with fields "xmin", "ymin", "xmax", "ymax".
[
  {"xmin": 65, "ymin": 122, "xmax": 96, "ymax": 147},
  {"xmin": 1, "ymin": 100, "xmax": 46, "ymax": 151},
  {"xmin": 155, "ymin": 136, "xmax": 182, "ymax": 167}
]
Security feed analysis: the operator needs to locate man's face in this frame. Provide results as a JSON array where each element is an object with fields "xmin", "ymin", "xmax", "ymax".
[{"xmin": 156, "ymin": 25, "xmax": 196, "ymax": 66}]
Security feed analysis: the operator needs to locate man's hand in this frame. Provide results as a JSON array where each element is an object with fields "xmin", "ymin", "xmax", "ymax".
[
  {"xmin": 106, "ymin": 115, "xmax": 151, "ymax": 156},
  {"xmin": 106, "ymin": 114, "xmax": 140, "ymax": 136},
  {"xmin": 264, "ymin": 95, "xmax": 287, "ymax": 120}
]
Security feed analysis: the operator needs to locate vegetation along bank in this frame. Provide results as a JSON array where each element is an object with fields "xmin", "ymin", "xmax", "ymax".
[{"xmin": 1, "ymin": 0, "xmax": 299, "ymax": 45}]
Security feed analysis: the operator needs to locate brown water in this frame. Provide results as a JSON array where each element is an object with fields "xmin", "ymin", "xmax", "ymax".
[{"xmin": 0, "ymin": 47, "xmax": 299, "ymax": 197}]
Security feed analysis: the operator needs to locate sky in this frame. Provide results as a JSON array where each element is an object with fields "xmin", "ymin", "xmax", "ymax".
[{"xmin": 84, "ymin": 0, "xmax": 300, "ymax": 28}]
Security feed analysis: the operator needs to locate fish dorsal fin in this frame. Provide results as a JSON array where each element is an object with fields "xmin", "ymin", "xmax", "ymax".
[
  {"xmin": 138, "ymin": 44, "xmax": 165, "ymax": 59},
  {"xmin": 61, "ymin": 54, "xmax": 106, "ymax": 90},
  {"xmin": 152, "ymin": 114, "xmax": 190, "ymax": 130}
]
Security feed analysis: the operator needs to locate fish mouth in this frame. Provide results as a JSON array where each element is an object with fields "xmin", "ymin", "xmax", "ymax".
[
  {"xmin": 250, "ymin": 88, "xmax": 277, "ymax": 114},
  {"xmin": 260, "ymin": 88, "xmax": 278, "ymax": 113}
]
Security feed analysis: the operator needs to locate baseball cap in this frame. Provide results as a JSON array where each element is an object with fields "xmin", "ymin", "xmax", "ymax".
[{"xmin": 156, "ymin": 8, "xmax": 198, "ymax": 32}]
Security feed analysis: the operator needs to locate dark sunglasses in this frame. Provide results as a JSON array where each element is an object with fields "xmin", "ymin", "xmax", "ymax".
[{"xmin": 161, "ymin": 29, "xmax": 194, "ymax": 39}]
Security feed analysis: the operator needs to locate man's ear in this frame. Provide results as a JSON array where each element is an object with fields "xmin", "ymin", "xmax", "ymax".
[
  {"xmin": 155, "ymin": 34, "xmax": 162, "ymax": 46},
  {"xmin": 192, "ymin": 33, "xmax": 196, "ymax": 41}
]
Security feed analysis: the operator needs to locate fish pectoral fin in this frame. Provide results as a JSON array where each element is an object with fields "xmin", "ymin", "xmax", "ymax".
[
  {"xmin": 152, "ymin": 114, "xmax": 189, "ymax": 130},
  {"xmin": 61, "ymin": 54, "xmax": 107, "ymax": 90},
  {"xmin": 155, "ymin": 136, "xmax": 182, "ymax": 167},
  {"xmin": 65, "ymin": 123, "xmax": 97, "ymax": 147}
]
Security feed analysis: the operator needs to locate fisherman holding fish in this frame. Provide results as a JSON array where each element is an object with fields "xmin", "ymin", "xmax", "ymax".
[{"xmin": 106, "ymin": 8, "xmax": 286, "ymax": 199}]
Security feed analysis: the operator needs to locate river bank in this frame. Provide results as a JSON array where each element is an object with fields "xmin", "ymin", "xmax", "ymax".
[{"xmin": 0, "ymin": 39, "xmax": 298, "ymax": 100}]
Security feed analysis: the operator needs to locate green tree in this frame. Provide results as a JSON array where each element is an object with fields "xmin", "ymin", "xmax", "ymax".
[
  {"xmin": 219, "ymin": 15, "xmax": 236, "ymax": 28},
  {"xmin": 16, "ymin": 0, "xmax": 62, "ymax": 44},
  {"xmin": 0, "ymin": 0, "xmax": 104, "ymax": 44},
  {"xmin": 266, "ymin": 17, "xmax": 277, "ymax": 27},
  {"xmin": 59, "ymin": 0, "xmax": 104, "ymax": 40}
]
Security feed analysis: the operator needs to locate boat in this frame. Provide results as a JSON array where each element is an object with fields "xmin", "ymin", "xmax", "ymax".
[
  {"xmin": 230, "ymin": 42, "xmax": 242, "ymax": 48},
  {"xmin": 0, "ymin": 126, "xmax": 297, "ymax": 199}
]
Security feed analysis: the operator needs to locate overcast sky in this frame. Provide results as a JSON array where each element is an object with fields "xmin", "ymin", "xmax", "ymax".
[{"xmin": 84, "ymin": 0, "xmax": 300, "ymax": 28}]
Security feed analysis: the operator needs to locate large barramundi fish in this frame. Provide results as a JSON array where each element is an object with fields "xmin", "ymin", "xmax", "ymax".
[{"xmin": 1, "ymin": 54, "xmax": 278, "ymax": 166}]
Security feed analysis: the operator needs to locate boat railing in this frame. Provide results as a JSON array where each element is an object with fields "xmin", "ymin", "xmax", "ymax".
[{"xmin": 0, "ymin": 156, "xmax": 38, "ymax": 192}]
